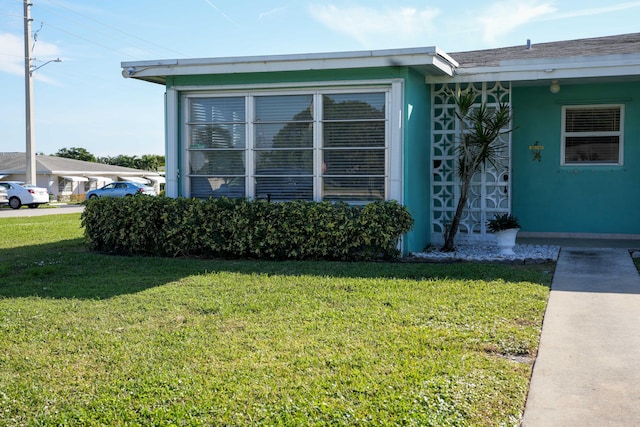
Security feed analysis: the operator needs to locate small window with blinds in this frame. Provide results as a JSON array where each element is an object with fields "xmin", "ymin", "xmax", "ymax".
[
  {"xmin": 562, "ymin": 105, "xmax": 623, "ymax": 165},
  {"xmin": 58, "ymin": 177, "xmax": 72, "ymax": 194}
]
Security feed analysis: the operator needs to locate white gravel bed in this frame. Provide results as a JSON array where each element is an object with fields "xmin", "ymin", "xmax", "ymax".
[{"xmin": 410, "ymin": 244, "xmax": 560, "ymax": 263}]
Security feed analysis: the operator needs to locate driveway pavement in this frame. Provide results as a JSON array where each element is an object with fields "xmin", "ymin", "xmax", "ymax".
[
  {"xmin": 0, "ymin": 204, "xmax": 84, "ymax": 217},
  {"xmin": 521, "ymin": 247, "xmax": 640, "ymax": 426}
]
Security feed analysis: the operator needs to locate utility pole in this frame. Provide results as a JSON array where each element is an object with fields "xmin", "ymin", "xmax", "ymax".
[{"xmin": 24, "ymin": 0, "xmax": 36, "ymax": 185}]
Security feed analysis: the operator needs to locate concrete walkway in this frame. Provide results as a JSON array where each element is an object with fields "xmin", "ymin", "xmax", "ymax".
[{"xmin": 521, "ymin": 247, "xmax": 640, "ymax": 426}]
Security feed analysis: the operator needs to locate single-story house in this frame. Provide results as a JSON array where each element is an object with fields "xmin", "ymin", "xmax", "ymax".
[
  {"xmin": 0, "ymin": 152, "xmax": 165, "ymax": 201},
  {"xmin": 121, "ymin": 32, "xmax": 640, "ymax": 253}
]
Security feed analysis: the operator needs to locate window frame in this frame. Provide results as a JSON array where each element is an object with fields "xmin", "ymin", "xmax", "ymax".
[
  {"xmin": 320, "ymin": 91, "xmax": 388, "ymax": 202},
  {"xmin": 58, "ymin": 177, "xmax": 73, "ymax": 194},
  {"xmin": 186, "ymin": 95, "xmax": 248, "ymax": 199},
  {"xmin": 561, "ymin": 104, "xmax": 624, "ymax": 166},
  {"xmin": 180, "ymin": 82, "xmax": 402, "ymax": 203}
]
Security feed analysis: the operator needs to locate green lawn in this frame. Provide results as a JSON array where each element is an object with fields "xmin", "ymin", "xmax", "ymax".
[{"xmin": 0, "ymin": 214, "xmax": 552, "ymax": 426}]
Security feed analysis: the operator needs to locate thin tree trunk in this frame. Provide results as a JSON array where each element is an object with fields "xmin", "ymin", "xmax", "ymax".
[{"xmin": 441, "ymin": 179, "xmax": 470, "ymax": 252}]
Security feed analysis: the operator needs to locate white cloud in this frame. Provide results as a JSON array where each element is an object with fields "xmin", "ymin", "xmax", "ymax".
[
  {"xmin": 551, "ymin": 1, "xmax": 640, "ymax": 20},
  {"xmin": 0, "ymin": 32, "xmax": 61, "ymax": 82},
  {"xmin": 476, "ymin": 1, "xmax": 556, "ymax": 43},
  {"xmin": 0, "ymin": 33, "xmax": 26, "ymax": 76},
  {"xmin": 308, "ymin": 4, "xmax": 440, "ymax": 47}
]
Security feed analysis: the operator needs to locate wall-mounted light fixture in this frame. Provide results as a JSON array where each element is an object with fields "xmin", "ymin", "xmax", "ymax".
[
  {"xmin": 121, "ymin": 67, "xmax": 136, "ymax": 78},
  {"xmin": 549, "ymin": 80, "xmax": 560, "ymax": 94}
]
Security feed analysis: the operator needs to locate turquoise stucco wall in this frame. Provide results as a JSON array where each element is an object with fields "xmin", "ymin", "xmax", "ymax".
[
  {"xmin": 402, "ymin": 69, "xmax": 431, "ymax": 253},
  {"xmin": 168, "ymin": 67, "xmax": 408, "ymax": 87},
  {"xmin": 512, "ymin": 81, "xmax": 640, "ymax": 235}
]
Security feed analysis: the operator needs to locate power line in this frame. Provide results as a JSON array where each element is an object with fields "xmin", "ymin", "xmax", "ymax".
[
  {"xmin": 36, "ymin": 0, "xmax": 190, "ymax": 58},
  {"xmin": 3, "ymin": 8, "xmax": 143, "ymax": 62},
  {"xmin": 0, "ymin": 51, "xmax": 25, "ymax": 59},
  {"xmin": 31, "ymin": 19, "xmax": 143, "ymax": 60},
  {"xmin": 3, "ymin": 2, "xmax": 191, "ymax": 62}
]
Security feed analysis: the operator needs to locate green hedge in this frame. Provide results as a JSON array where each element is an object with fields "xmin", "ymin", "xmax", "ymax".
[{"xmin": 81, "ymin": 197, "xmax": 414, "ymax": 261}]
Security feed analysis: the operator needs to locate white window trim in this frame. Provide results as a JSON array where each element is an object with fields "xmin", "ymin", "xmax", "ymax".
[
  {"xmin": 561, "ymin": 104, "xmax": 624, "ymax": 166},
  {"xmin": 166, "ymin": 88, "xmax": 179, "ymax": 198},
  {"xmin": 178, "ymin": 80, "xmax": 404, "ymax": 203}
]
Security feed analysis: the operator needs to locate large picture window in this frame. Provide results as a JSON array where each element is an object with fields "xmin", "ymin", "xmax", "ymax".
[
  {"xmin": 562, "ymin": 105, "xmax": 623, "ymax": 165},
  {"xmin": 185, "ymin": 88, "xmax": 390, "ymax": 202}
]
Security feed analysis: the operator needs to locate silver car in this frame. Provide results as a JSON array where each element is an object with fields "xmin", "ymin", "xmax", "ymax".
[
  {"xmin": 0, "ymin": 186, "xmax": 8, "ymax": 207},
  {"xmin": 86, "ymin": 181, "xmax": 157, "ymax": 199}
]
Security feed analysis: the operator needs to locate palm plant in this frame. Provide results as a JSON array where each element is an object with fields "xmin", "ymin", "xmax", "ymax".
[{"xmin": 441, "ymin": 89, "xmax": 512, "ymax": 252}]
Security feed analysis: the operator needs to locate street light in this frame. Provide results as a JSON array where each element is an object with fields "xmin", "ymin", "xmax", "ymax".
[{"xmin": 31, "ymin": 58, "xmax": 62, "ymax": 75}]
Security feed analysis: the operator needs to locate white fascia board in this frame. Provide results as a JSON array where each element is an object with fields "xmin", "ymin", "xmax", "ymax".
[
  {"xmin": 122, "ymin": 46, "xmax": 457, "ymax": 81},
  {"xmin": 49, "ymin": 170, "xmax": 100, "ymax": 176},
  {"xmin": 434, "ymin": 47, "xmax": 459, "ymax": 68},
  {"xmin": 426, "ymin": 53, "xmax": 640, "ymax": 84},
  {"xmin": 61, "ymin": 176, "xmax": 89, "ymax": 182}
]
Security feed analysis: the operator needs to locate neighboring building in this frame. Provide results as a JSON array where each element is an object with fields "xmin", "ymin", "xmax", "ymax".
[
  {"xmin": 121, "ymin": 33, "xmax": 640, "ymax": 253},
  {"xmin": 0, "ymin": 153, "xmax": 164, "ymax": 201}
]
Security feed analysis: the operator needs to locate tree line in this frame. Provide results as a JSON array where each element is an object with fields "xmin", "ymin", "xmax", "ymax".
[{"xmin": 54, "ymin": 147, "xmax": 165, "ymax": 172}]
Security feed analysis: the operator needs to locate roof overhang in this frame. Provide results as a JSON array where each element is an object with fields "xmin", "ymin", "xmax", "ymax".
[
  {"xmin": 122, "ymin": 47, "xmax": 459, "ymax": 85},
  {"xmin": 86, "ymin": 176, "xmax": 114, "ymax": 182},
  {"xmin": 145, "ymin": 175, "xmax": 165, "ymax": 184},
  {"xmin": 427, "ymin": 52, "xmax": 640, "ymax": 84},
  {"xmin": 61, "ymin": 175, "xmax": 89, "ymax": 182},
  {"xmin": 121, "ymin": 176, "xmax": 151, "ymax": 184}
]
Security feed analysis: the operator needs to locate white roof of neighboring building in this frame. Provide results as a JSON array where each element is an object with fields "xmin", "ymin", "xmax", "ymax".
[{"xmin": 0, "ymin": 152, "xmax": 162, "ymax": 178}]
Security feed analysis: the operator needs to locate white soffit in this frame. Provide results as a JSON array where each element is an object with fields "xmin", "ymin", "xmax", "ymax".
[
  {"xmin": 122, "ymin": 47, "xmax": 458, "ymax": 84},
  {"xmin": 87, "ymin": 176, "xmax": 113, "ymax": 182},
  {"xmin": 120, "ymin": 176, "xmax": 150, "ymax": 184},
  {"xmin": 145, "ymin": 176, "xmax": 165, "ymax": 184},
  {"xmin": 62, "ymin": 175, "xmax": 89, "ymax": 182}
]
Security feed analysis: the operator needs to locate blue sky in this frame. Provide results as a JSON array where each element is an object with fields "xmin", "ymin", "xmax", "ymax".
[{"xmin": 1, "ymin": 0, "xmax": 639, "ymax": 157}]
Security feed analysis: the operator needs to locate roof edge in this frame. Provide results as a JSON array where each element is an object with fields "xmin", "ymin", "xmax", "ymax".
[
  {"xmin": 426, "ymin": 52, "xmax": 640, "ymax": 84},
  {"xmin": 121, "ymin": 46, "xmax": 457, "ymax": 84}
]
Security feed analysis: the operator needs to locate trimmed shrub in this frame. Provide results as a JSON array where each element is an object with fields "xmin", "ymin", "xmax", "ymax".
[{"xmin": 81, "ymin": 197, "xmax": 414, "ymax": 261}]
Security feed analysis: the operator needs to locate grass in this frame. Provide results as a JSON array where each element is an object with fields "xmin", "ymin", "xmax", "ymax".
[{"xmin": 0, "ymin": 214, "xmax": 553, "ymax": 426}]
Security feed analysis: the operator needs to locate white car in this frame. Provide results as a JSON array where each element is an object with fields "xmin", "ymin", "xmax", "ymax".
[{"xmin": 0, "ymin": 181, "xmax": 49, "ymax": 209}]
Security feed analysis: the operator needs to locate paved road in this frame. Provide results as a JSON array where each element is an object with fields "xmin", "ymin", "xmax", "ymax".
[{"xmin": 0, "ymin": 204, "xmax": 84, "ymax": 217}]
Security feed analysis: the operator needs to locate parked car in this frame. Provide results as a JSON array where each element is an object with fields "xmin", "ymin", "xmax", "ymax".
[
  {"xmin": 0, "ymin": 181, "xmax": 49, "ymax": 209},
  {"xmin": 86, "ymin": 181, "xmax": 156, "ymax": 199},
  {"xmin": 0, "ymin": 186, "xmax": 8, "ymax": 207}
]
